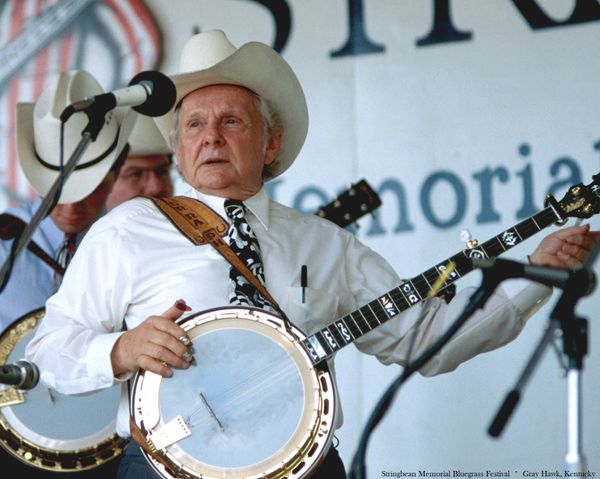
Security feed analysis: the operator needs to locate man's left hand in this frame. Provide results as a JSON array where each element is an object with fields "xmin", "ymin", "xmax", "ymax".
[{"xmin": 529, "ymin": 224, "xmax": 599, "ymax": 267}]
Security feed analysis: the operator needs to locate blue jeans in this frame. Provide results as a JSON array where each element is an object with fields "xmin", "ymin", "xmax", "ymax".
[
  {"xmin": 116, "ymin": 442, "xmax": 161, "ymax": 479},
  {"xmin": 116, "ymin": 441, "xmax": 347, "ymax": 479}
]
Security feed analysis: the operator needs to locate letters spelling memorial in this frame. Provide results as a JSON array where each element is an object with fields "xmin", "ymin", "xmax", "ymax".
[{"xmin": 268, "ymin": 151, "xmax": 590, "ymax": 236}]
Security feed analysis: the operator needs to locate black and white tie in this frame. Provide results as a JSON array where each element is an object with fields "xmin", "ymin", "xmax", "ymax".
[
  {"xmin": 52, "ymin": 233, "xmax": 76, "ymax": 293},
  {"xmin": 224, "ymin": 199, "xmax": 272, "ymax": 310}
]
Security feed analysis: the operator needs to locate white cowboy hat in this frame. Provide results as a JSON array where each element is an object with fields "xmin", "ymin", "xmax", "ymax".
[
  {"xmin": 154, "ymin": 29, "xmax": 308, "ymax": 179},
  {"xmin": 128, "ymin": 115, "xmax": 172, "ymax": 156},
  {"xmin": 17, "ymin": 69, "xmax": 136, "ymax": 203}
]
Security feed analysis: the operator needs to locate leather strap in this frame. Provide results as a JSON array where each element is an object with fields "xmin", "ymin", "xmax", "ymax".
[
  {"xmin": 129, "ymin": 417, "xmax": 155, "ymax": 456},
  {"xmin": 0, "ymin": 213, "xmax": 65, "ymax": 275},
  {"xmin": 150, "ymin": 196, "xmax": 284, "ymax": 315}
]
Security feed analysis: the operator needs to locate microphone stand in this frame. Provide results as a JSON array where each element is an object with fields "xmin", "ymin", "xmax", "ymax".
[
  {"xmin": 488, "ymin": 240, "xmax": 600, "ymax": 472},
  {"xmin": 0, "ymin": 103, "xmax": 109, "ymax": 293},
  {"xmin": 349, "ymin": 267, "xmax": 509, "ymax": 479}
]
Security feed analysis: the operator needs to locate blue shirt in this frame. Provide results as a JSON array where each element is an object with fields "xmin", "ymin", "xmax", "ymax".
[{"xmin": 0, "ymin": 197, "xmax": 63, "ymax": 332}]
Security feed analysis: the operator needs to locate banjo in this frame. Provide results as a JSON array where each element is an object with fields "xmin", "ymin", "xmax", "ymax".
[
  {"xmin": 0, "ymin": 308, "xmax": 126, "ymax": 472},
  {"xmin": 0, "ymin": 180, "xmax": 381, "ymax": 473},
  {"xmin": 130, "ymin": 175, "xmax": 598, "ymax": 479}
]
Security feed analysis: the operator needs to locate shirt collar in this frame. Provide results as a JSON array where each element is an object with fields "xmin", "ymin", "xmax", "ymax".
[
  {"xmin": 185, "ymin": 186, "xmax": 271, "ymax": 231},
  {"xmin": 243, "ymin": 188, "xmax": 270, "ymax": 230}
]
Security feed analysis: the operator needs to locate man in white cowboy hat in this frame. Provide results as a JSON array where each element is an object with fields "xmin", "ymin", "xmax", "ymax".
[
  {"xmin": 106, "ymin": 115, "xmax": 174, "ymax": 211},
  {"xmin": 0, "ymin": 68, "xmax": 134, "ymax": 331},
  {"xmin": 26, "ymin": 31, "xmax": 597, "ymax": 479},
  {"xmin": 0, "ymin": 69, "xmax": 134, "ymax": 478}
]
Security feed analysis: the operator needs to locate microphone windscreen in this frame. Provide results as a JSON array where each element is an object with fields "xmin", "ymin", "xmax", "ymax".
[{"xmin": 129, "ymin": 71, "xmax": 176, "ymax": 117}]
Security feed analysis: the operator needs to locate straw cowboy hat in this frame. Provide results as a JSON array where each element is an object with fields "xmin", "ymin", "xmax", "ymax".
[
  {"xmin": 128, "ymin": 115, "xmax": 172, "ymax": 156},
  {"xmin": 155, "ymin": 29, "xmax": 308, "ymax": 179},
  {"xmin": 17, "ymin": 69, "xmax": 136, "ymax": 203}
]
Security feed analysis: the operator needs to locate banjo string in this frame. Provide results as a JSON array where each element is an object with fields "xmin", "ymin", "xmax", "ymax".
[{"xmin": 184, "ymin": 362, "xmax": 299, "ymax": 428}]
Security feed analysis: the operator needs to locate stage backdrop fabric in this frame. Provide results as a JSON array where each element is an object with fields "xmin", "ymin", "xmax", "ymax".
[{"xmin": 0, "ymin": 0, "xmax": 598, "ymax": 475}]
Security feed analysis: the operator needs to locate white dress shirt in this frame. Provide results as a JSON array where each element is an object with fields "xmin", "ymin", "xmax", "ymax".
[{"xmin": 26, "ymin": 186, "xmax": 551, "ymax": 437}]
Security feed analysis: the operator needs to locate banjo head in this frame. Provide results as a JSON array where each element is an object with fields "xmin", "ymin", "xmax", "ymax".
[
  {"xmin": 131, "ymin": 307, "xmax": 336, "ymax": 479},
  {"xmin": 0, "ymin": 308, "xmax": 127, "ymax": 471}
]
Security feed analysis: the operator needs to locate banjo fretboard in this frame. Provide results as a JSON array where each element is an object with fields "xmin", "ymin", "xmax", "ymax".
[{"xmin": 302, "ymin": 176, "xmax": 600, "ymax": 365}]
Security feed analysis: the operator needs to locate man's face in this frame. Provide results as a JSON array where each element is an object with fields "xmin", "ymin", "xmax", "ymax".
[
  {"xmin": 50, "ymin": 172, "xmax": 116, "ymax": 234},
  {"xmin": 175, "ymin": 85, "xmax": 281, "ymax": 199},
  {"xmin": 106, "ymin": 155, "xmax": 174, "ymax": 210}
]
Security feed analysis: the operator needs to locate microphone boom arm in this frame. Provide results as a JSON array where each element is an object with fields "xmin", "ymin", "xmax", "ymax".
[{"xmin": 349, "ymin": 269, "xmax": 505, "ymax": 479}]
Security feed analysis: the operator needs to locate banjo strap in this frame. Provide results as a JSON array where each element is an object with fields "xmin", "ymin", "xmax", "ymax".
[{"xmin": 148, "ymin": 195, "xmax": 285, "ymax": 317}]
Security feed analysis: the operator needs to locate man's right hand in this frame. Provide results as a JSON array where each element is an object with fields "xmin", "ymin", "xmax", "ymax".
[{"xmin": 110, "ymin": 299, "xmax": 193, "ymax": 377}]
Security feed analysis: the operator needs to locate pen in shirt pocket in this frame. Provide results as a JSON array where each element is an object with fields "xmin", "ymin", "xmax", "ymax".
[{"xmin": 301, "ymin": 265, "xmax": 307, "ymax": 304}]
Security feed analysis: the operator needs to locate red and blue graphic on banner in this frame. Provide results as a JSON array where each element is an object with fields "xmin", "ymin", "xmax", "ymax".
[{"xmin": 0, "ymin": 0, "xmax": 162, "ymax": 208}]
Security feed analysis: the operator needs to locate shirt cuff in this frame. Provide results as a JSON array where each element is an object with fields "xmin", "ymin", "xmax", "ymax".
[
  {"xmin": 87, "ymin": 331, "xmax": 126, "ymax": 386},
  {"xmin": 498, "ymin": 279, "xmax": 552, "ymax": 326}
]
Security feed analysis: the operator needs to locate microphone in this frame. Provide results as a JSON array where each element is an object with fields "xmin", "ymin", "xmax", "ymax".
[
  {"xmin": 472, "ymin": 258, "xmax": 596, "ymax": 295},
  {"xmin": 61, "ymin": 70, "xmax": 176, "ymax": 120},
  {"xmin": 0, "ymin": 360, "xmax": 39, "ymax": 390}
]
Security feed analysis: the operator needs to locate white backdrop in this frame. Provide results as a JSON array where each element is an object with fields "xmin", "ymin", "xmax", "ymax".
[
  {"xmin": 149, "ymin": 1, "xmax": 600, "ymax": 475},
  {"xmin": 2, "ymin": 0, "xmax": 599, "ymax": 476}
]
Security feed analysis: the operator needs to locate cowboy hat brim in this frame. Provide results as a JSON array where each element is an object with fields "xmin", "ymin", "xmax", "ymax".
[{"xmin": 17, "ymin": 103, "xmax": 137, "ymax": 204}]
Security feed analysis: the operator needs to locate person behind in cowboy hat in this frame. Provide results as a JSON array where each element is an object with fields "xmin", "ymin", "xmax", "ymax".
[
  {"xmin": 0, "ymin": 69, "xmax": 134, "ymax": 478},
  {"xmin": 0, "ymin": 68, "xmax": 134, "ymax": 331},
  {"xmin": 106, "ymin": 115, "xmax": 175, "ymax": 211},
  {"xmin": 25, "ymin": 31, "xmax": 597, "ymax": 479}
]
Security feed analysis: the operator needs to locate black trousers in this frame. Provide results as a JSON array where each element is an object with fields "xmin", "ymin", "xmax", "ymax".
[
  {"xmin": 0, "ymin": 448, "xmax": 122, "ymax": 479},
  {"xmin": 116, "ymin": 441, "xmax": 347, "ymax": 479}
]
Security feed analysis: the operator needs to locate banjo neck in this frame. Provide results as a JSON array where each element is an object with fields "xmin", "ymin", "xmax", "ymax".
[{"xmin": 301, "ymin": 174, "xmax": 600, "ymax": 365}]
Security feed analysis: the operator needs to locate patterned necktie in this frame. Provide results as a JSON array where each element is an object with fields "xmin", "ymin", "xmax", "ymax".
[
  {"xmin": 52, "ymin": 233, "xmax": 77, "ymax": 292},
  {"xmin": 224, "ymin": 199, "xmax": 272, "ymax": 310}
]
